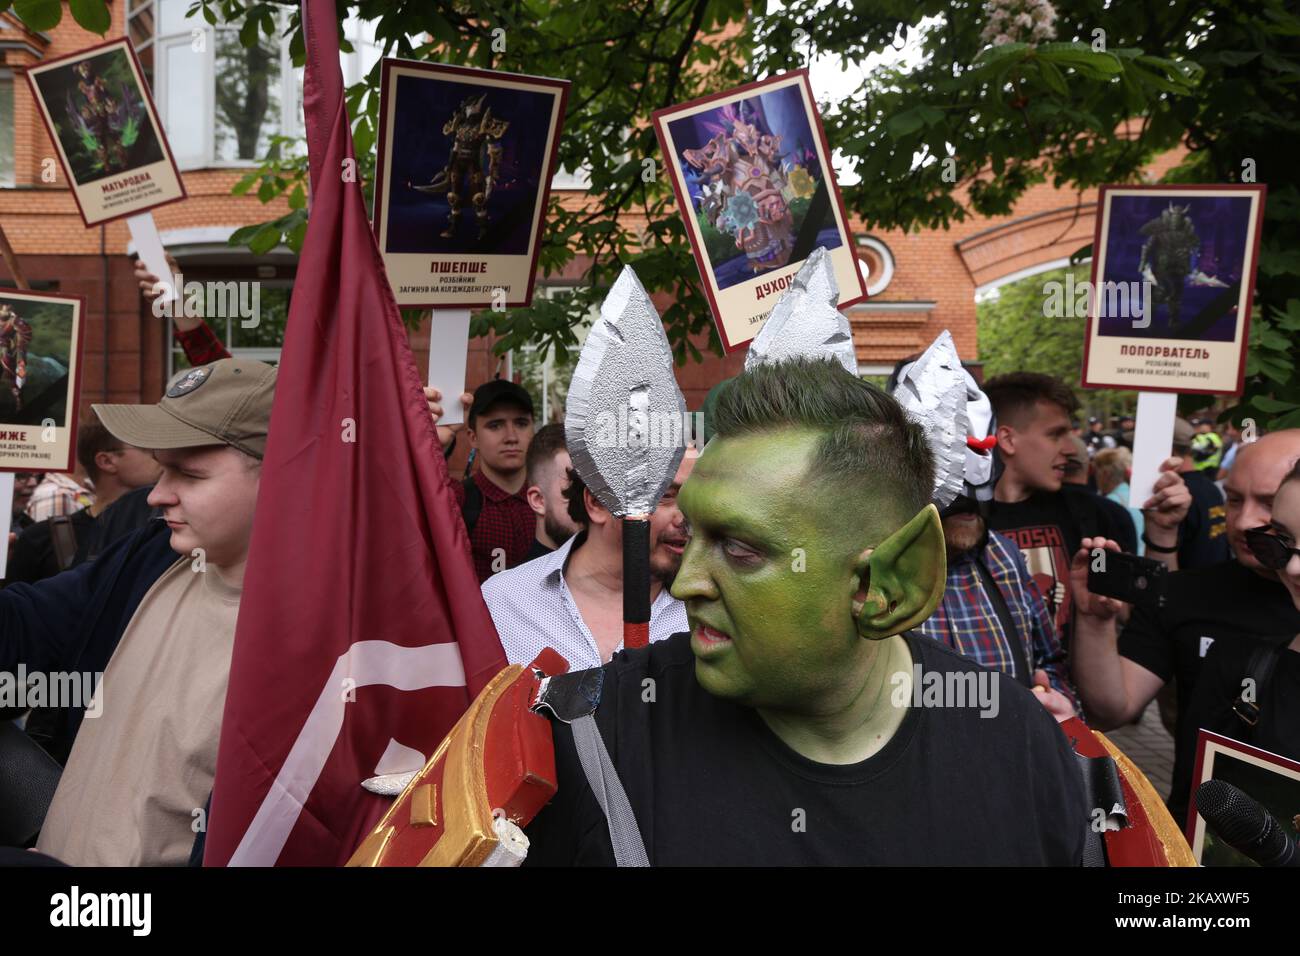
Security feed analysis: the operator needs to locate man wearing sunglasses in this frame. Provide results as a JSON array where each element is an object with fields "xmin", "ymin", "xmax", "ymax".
[
  {"xmin": 1071, "ymin": 429, "xmax": 1300, "ymax": 824},
  {"xmin": 1169, "ymin": 461, "xmax": 1300, "ymax": 825}
]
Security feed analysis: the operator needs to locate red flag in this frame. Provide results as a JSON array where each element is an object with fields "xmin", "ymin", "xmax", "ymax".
[{"xmin": 204, "ymin": 0, "xmax": 507, "ymax": 866}]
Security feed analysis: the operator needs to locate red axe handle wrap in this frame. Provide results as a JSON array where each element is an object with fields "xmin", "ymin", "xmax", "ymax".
[{"xmin": 622, "ymin": 514, "xmax": 651, "ymax": 648}]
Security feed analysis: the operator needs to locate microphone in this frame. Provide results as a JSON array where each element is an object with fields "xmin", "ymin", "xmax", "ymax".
[{"xmin": 1196, "ymin": 779, "xmax": 1300, "ymax": 867}]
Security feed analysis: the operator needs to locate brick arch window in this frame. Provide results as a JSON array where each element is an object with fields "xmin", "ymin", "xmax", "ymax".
[{"xmin": 855, "ymin": 235, "xmax": 895, "ymax": 297}]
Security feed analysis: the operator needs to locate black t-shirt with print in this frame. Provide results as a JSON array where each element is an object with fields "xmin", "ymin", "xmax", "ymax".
[
  {"xmin": 988, "ymin": 485, "xmax": 1136, "ymax": 648},
  {"xmin": 1168, "ymin": 637, "xmax": 1300, "ymax": 827},
  {"xmin": 523, "ymin": 632, "xmax": 1088, "ymax": 866},
  {"xmin": 1119, "ymin": 560, "xmax": 1300, "ymax": 720},
  {"xmin": 1118, "ymin": 560, "xmax": 1300, "ymax": 818}
]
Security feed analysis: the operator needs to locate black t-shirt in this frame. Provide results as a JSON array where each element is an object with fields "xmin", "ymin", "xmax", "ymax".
[
  {"xmin": 988, "ymin": 486, "xmax": 1136, "ymax": 647},
  {"xmin": 523, "ymin": 633, "xmax": 1088, "ymax": 866},
  {"xmin": 1169, "ymin": 638, "xmax": 1300, "ymax": 826},
  {"xmin": 1119, "ymin": 560, "xmax": 1299, "ymax": 718},
  {"xmin": 1118, "ymin": 560, "xmax": 1300, "ymax": 814},
  {"xmin": 1178, "ymin": 471, "xmax": 1229, "ymax": 570}
]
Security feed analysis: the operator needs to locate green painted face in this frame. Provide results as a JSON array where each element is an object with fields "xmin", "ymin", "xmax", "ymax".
[{"xmin": 671, "ymin": 428, "xmax": 894, "ymax": 712}]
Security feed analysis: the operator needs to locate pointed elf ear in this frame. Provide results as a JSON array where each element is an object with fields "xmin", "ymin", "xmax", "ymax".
[{"xmin": 852, "ymin": 504, "xmax": 947, "ymax": 641}]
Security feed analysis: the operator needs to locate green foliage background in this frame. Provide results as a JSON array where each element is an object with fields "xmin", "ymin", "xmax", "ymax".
[{"xmin": 8, "ymin": 0, "xmax": 1299, "ymax": 428}]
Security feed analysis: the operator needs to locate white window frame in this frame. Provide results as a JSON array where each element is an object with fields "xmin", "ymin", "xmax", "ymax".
[
  {"xmin": 133, "ymin": 1, "xmax": 301, "ymax": 170},
  {"xmin": 0, "ymin": 68, "xmax": 14, "ymax": 188}
]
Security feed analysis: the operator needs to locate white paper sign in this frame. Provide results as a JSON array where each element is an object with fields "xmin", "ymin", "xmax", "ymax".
[
  {"xmin": 427, "ymin": 309, "xmax": 472, "ymax": 427},
  {"xmin": 1129, "ymin": 390, "xmax": 1179, "ymax": 511},
  {"xmin": 0, "ymin": 473, "xmax": 14, "ymax": 579},
  {"xmin": 127, "ymin": 211, "xmax": 176, "ymax": 305}
]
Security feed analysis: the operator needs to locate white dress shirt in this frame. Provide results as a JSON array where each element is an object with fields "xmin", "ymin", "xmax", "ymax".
[{"xmin": 481, "ymin": 531, "xmax": 689, "ymax": 670}]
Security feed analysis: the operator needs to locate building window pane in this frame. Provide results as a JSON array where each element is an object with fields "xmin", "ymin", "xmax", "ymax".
[
  {"xmin": 136, "ymin": 42, "xmax": 154, "ymax": 92},
  {"xmin": 158, "ymin": 0, "xmax": 195, "ymax": 35},
  {"xmin": 164, "ymin": 40, "xmax": 207, "ymax": 165},
  {"xmin": 214, "ymin": 29, "xmax": 281, "ymax": 162},
  {"xmin": 0, "ymin": 76, "xmax": 13, "ymax": 186},
  {"xmin": 226, "ymin": 286, "xmax": 290, "ymax": 350},
  {"xmin": 129, "ymin": 6, "xmax": 155, "ymax": 47}
]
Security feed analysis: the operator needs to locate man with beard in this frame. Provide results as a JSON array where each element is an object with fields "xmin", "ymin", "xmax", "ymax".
[
  {"xmin": 922, "ymin": 499, "xmax": 1077, "ymax": 719},
  {"xmin": 889, "ymin": 338, "xmax": 1076, "ymax": 719},
  {"xmin": 481, "ymin": 446, "xmax": 696, "ymax": 669},
  {"xmin": 521, "ymin": 423, "xmax": 580, "ymax": 560}
]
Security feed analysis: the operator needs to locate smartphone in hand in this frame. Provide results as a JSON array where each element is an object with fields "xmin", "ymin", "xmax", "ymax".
[{"xmin": 1087, "ymin": 550, "xmax": 1168, "ymax": 609}]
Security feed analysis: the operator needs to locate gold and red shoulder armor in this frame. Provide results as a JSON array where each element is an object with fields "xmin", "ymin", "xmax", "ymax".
[
  {"xmin": 348, "ymin": 648, "xmax": 569, "ymax": 867},
  {"xmin": 1061, "ymin": 716, "xmax": 1196, "ymax": 867}
]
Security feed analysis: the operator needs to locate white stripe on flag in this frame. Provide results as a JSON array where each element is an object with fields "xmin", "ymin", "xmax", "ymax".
[{"xmin": 227, "ymin": 639, "xmax": 467, "ymax": 866}]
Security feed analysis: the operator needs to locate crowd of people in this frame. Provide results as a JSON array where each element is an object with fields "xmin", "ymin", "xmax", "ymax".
[{"xmin": 0, "ymin": 258, "xmax": 1296, "ymax": 867}]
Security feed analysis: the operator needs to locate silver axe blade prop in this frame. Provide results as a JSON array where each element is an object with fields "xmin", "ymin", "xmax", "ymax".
[{"xmin": 565, "ymin": 265, "xmax": 686, "ymax": 649}]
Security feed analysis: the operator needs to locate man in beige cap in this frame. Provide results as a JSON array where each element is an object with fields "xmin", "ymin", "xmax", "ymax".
[{"xmin": 0, "ymin": 358, "xmax": 274, "ymax": 865}]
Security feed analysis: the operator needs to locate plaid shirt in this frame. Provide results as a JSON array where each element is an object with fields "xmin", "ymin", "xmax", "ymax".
[
  {"xmin": 919, "ymin": 530, "xmax": 1078, "ymax": 708},
  {"xmin": 25, "ymin": 472, "xmax": 93, "ymax": 522},
  {"xmin": 174, "ymin": 321, "xmax": 232, "ymax": 367},
  {"xmin": 451, "ymin": 469, "xmax": 536, "ymax": 584}
]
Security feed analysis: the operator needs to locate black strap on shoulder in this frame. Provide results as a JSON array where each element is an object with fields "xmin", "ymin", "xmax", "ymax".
[
  {"xmin": 972, "ymin": 555, "xmax": 1034, "ymax": 688},
  {"xmin": 48, "ymin": 515, "xmax": 79, "ymax": 571},
  {"xmin": 1232, "ymin": 642, "xmax": 1286, "ymax": 736},
  {"xmin": 461, "ymin": 476, "xmax": 482, "ymax": 537}
]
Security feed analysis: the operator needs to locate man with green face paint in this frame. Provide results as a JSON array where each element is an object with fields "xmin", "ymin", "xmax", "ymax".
[{"xmin": 522, "ymin": 357, "xmax": 1088, "ymax": 866}]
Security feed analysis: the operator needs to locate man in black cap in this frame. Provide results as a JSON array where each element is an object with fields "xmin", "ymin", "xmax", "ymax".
[
  {"xmin": 1082, "ymin": 416, "xmax": 1115, "ymax": 457},
  {"xmin": 439, "ymin": 379, "xmax": 537, "ymax": 583}
]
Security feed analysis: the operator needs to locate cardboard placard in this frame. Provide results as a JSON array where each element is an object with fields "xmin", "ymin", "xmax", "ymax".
[
  {"xmin": 652, "ymin": 70, "xmax": 866, "ymax": 353},
  {"xmin": 127, "ymin": 212, "xmax": 177, "ymax": 305},
  {"xmin": 26, "ymin": 37, "xmax": 187, "ymax": 227},
  {"xmin": 0, "ymin": 473, "xmax": 13, "ymax": 578},
  {"xmin": 1082, "ymin": 184, "xmax": 1266, "ymax": 396},
  {"xmin": 0, "ymin": 288, "xmax": 86, "ymax": 473},
  {"xmin": 372, "ymin": 59, "xmax": 569, "ymax": 309},
  {"xmin": 1128, "ymin": 390, "xmax": 1178, "ymax": 510},
  {"xmin": 1187, "ymin": 729, "xmax": 1300, "ymax": 866},
  {"xmin": 427, "ymin": 309, "xmax": 471, "ymax": 426}
]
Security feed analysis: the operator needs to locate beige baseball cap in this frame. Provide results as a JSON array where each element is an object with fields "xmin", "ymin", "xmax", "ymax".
[{"xmin": 93, "ymin": 358, "xmax": 276, "ymax": 459}]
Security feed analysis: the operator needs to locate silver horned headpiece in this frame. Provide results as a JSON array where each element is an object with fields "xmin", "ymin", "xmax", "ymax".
[
  {"xmin": 744, "ymin": 246, "xmax": 858, "ymax": 376},
  {"xmin": 890, "ymin": 330, "xmax": 995, "ymax": 510}
]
